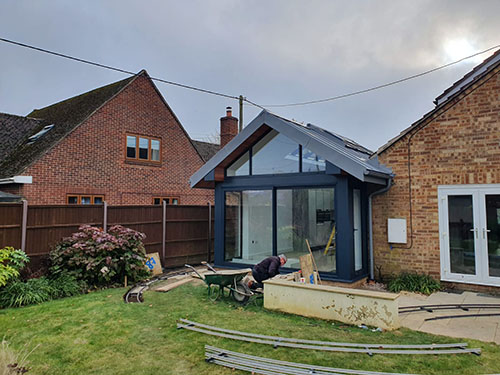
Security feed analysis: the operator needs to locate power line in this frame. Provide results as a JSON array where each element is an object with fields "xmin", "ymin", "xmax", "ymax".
[
  {"xmin": 259, "ymin": 44, "xmax": 500, "ymax": 108},
  {"xmin": 0, "ymin": 37, "xmax": 240, "ymax": 101}
]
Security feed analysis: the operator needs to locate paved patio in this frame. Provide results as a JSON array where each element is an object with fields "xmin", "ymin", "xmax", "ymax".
[{"xmin": 399, "ymin": 291, "xmax": 500, "ymax": 344}]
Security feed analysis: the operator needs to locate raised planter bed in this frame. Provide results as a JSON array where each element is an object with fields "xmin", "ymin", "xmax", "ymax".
[{"xmin": 263, "ymin": 279, "xmax": 400, "ymax": 330}]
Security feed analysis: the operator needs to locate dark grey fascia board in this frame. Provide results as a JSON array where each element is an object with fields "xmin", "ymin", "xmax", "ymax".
[{"xmin": 190, "ymin": 110, "xmax": 269, "ymax": 188}]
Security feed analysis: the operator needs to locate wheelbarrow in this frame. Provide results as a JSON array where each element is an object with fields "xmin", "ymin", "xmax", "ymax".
[{"xmin": 185, "ymin": 263, "xmax": 255, "ymax": 303}]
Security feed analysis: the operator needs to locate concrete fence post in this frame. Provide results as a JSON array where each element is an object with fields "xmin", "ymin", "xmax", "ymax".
[
  {"xmin": 162, "ymin": 200, "xmax": 167, "ymax": 266},
  {"xmin": 21, "ymin": 199, "xmax": 28, "ymax": 252},
  {"xmin": 103, "ymin": 201, "xmax": 108, "ymax": 233}
]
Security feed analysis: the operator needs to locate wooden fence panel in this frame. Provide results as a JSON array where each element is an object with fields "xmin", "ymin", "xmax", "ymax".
[
  {"xmin": 0, "ymin": 203, "xmax": 214, "ymax": 272},
  {"xmin": 26, "ymin": 205, "xmax": 104, "ymax": 256},
  {"xmin": 0, "ymin": 203, "xmax": 23, "ymax": 249},
  {"xmin": 107, "ymin": 205, "xmax": 163, "ymax": 255}
]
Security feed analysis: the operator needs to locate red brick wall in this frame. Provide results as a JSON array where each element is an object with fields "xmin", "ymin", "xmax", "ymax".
[
  {"xmin": 373, "ymin": 67, "xmax": 500, "ymax": 286},
  {"xmin": 16, "ymin": 75, "xmax": 213, "ymax": 205}
]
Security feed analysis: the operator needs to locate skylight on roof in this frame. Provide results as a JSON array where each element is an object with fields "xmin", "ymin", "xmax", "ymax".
[{"xmin": 27, "ymin": 124, "xmax": 54, "ymax": 144}]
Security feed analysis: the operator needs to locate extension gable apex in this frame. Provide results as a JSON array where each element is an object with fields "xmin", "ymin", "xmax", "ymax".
[{"xmin": 190, "ymin": 110, "xmax": 392, "ymax": 188}]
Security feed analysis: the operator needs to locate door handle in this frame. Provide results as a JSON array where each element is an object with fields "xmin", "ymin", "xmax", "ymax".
[
  {"xmin": 483, "ymin": 228, "xmax": 491, "ymax": 239},
  {"xmin": 470, "ymin": 228, "xmax": 478, "ymax": 238}
]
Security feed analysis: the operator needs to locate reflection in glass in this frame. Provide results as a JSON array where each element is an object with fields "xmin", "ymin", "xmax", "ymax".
[
  {"xmin": 276, "ymin": 188, "xmax": 335, "ymax": 273},
  {"xmin": 226, "ymin": 151, "xmax": 250, "ymax": 176},
  {"xmin": 126, "ymin": 136, "xmax": 136, "ymax": 158},
  {"xmin": 302, "ymin": 148, "xmax": 326, "ymax": 172},
  {"xmin": 485, "ymin": 195, "xmax": 500, "ymax": 277},
  {"xmin": 448, "ymin": 195, "xmax": 475, "ymax": 275},
  {"xmin": 252, "ymin": 130, "xmax": 299, "ymax": 175},
  {"xmin": 139, "ymin": 137, "xmax": 149, "ymax": 160},
  {"xmin": 224, "ymin": 190, "xmax": 272, "ymax": 265},
  {"xmin": 81, "ymin": 196, "xmax": 91, "ymax": 205},
  {"xmin": 151, "ymin": 139, "xmax": 160, "ymax": 161}
]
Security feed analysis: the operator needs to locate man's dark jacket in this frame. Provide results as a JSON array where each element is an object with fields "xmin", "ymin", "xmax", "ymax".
[{"xmin": 252, "ymin": 256, "xmax": 281, "ymax": 283}]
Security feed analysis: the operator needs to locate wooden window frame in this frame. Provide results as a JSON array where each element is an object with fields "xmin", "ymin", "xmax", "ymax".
[
  {"xmin": 152, "ymin": 196, "xmax": 180, "ymax": 205},
  {"xmin": 125, "ymin": 134, "xmax": 161, "ymax": 164},
  {"xmin": 67, "ymin": 195, "xmax": 105, "ymax": 205}
]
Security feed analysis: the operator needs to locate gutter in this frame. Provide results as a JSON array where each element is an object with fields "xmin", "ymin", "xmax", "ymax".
[
  {"xmin": 0, "ymin": 176, "xmax": 33, "ymax": 185},
  {"xmin": 368, "ymin": 178, "xmax": 392, "ymax": 280}
]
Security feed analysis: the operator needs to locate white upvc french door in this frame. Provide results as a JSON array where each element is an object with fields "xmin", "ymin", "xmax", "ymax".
[{"xmin": 439, "ymin": 185, "xmax": 500, "ymax": 287}]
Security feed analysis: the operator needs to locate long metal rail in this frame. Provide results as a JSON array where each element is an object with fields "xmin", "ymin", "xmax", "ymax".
[
  {"xmin": 424, "ymin": 313, "xmax": 500, "ymax": 321},
  {"xmin": 205, "ymin": 346, "xmax": 420, "ymax": 375},
  {"xmin": 179, "ymin": 319, "xmax": 469, "ymax": 350},
  {"xmin": 177, "ymin": 321, "xmax": 481, "ymax": 355},
  {"xmin": 399, "ymin": 303, "xmax": 500, "ymax": 314}
]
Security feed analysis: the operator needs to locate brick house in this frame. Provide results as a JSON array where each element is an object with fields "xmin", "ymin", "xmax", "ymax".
[
  {"xmin": 373, "ymin": 50, "xmax": 500, "ymax": 291},
  {"xmin": 0, "ymin": 70, "xmax": 219, "ymax": 205}
]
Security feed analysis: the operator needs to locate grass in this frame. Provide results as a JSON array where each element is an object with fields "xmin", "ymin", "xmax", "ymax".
[{"xmin": 0, "ymin": 282, "xmax": 499, "ymax": 375}]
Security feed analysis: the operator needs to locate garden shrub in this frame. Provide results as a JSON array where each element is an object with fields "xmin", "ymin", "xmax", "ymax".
[
  {"xmin": 388, "ymin": 272, "xmax": 441, "ymax": 295},
  {"xmin": 0, "ymin": 277, "xmax": 54, "ymax": 308},
  {"xmin": 49, "ymin": 225, "xmax": 151, "ymax": 287},
  {"xmin": 48, "ymin": 273, "xmax": 86, "ymax": 299},
  {"xmin": 0, "ymin": 247, "xmax": 29, "ymax": 288}
]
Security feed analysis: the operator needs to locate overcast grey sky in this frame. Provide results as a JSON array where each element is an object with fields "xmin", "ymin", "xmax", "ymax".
[{"xmin": 1, "ymin": 0, "xmax": 499, "ymax": 151}]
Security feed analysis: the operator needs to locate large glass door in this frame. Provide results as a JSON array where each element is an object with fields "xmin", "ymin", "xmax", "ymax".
[{"xmin": 439, "ymin": 185, "xmax": 500, "ymax": 286}]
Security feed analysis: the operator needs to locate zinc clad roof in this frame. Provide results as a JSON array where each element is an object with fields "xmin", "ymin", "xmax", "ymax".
[{"xmin": 190, "ymin": 110, "xmax": 392, "ymax": 188}]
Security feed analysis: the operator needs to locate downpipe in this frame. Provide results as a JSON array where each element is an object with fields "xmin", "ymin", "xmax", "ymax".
[{"xmin": 368, "ymin": 179, "xmax": 392, "ymax": 280}]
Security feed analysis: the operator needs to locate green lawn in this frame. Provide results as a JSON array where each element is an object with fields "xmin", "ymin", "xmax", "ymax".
[{"xmin": 0, "ymin": 282, "xmax": 499, "ymax": 375}]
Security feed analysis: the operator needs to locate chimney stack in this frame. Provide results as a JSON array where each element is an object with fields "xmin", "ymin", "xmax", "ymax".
[{"xmin": 220, "ymin": 106, "xmax": 238, "ymax": 148}]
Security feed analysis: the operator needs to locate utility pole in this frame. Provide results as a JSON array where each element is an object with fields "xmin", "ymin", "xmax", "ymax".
[{"xmin": 239, "ymin": 95, "xmax": 244, "ymax": 132}]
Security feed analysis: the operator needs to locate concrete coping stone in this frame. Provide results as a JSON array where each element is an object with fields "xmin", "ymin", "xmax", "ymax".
[{"xmin": 263, "ymin": 278, "xmax": 400, "ymax": 301}]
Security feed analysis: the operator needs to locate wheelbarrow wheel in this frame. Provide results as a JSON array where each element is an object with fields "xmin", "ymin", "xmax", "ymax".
[
  {"xmin": 208, "ymin": 284, "xmax": 221, "ymax": 301},
  {"xmin": 231, "ymin": 281, "xmax": 251, "ymax": 304}
]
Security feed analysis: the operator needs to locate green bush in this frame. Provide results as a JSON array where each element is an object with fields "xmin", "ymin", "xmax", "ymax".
[
  {"xmin": 48, "ymin": 273, "xmax": 86, "ymax": 299},
  {"xmin": 49, "ymin": 225, "xmax": 151, "ymax": 287},
  {"xmin": 388, "ymin": 272, "xmax": 441, "ymax": 295},
  {"xmin": 0, "ymin": 247, "xmax": 29, "ymax": 288},
  {"xmin": 0, "ymin": 277, "xmax": 54, "ymax": 308}
]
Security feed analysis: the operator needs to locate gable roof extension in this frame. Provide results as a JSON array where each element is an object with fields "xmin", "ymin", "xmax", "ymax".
[
  {"xmin": 190, "ymin": 110, "xmax": 392, "ymax": 188},
  {"xmin": 377, "ymin": 49, "xmax": 500, "ymax": 155}
]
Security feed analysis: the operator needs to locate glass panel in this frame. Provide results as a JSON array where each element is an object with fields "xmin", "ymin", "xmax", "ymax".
[
  {"xmin": 302, "ymin": 148, "xmax": 326, "ymax": 172},
  {"xmin": 252, "ymin": 130, "xmax": 299, "ymax": 175},
  {"xmin": 225, "ymin": 190, "xmax": 272, "ymax": 264},
  {"xmin": 277, "ymin": 188, "xmax": 335, "ymax": 273},
  {"xmin": 126, "ymin": 136, "xmax": 136, "ymax": 158},
  {"xmin": 139, "ymin": 137, "xmax": 149, "ymax": 160},
  {"xmin": 151, "ymin": 139, "xmax": 160, "ymax": 161},
  {"xmin": 153, "ymin": 198, "xmax": 161, "ymax": 205},
  {"xmin": 485, "ymin": 195, "xmax": 500, "ymax": 277},
  {"xmin": 81, "ymin": 196, "xmax": 91, "ymax": 205},
  {"xmin": 68, "ymin": 196, "xmax": 78, "ymax": 204},
  {"xmin": 353, "ymin": 189, "xmax": 362, "ymax": 271},
  {"xmin": 164, "ymin": 198, "xmax": 170, "ymax": 204},
  {"xmin": 93, "ymin": 196, "xmax": 103, "ymax": 205},
  {"xmin": 448, "ymin": 195, "xmax": 475, "ymax": 275},
  {"xmin": 226, "ymin": 151, "xmax": 250, "ymax": 176},
  {"xmin": 172, "ymin": 198, "xmax": 179, "ymax": 205}
]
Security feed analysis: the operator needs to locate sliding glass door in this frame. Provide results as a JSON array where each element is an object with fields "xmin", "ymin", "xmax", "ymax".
[{"xmin": 439, "ymin": 185, "xmax": 500, "ymax": 286}]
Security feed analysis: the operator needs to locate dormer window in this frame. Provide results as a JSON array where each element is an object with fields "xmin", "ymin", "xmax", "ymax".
[
  {"xmin": 27, "ymin": 124, "xmax": 54, "ymax": 144},
  {"xmin": 126, "ymin": 134, "xmax": 161, "ymax": 163}
]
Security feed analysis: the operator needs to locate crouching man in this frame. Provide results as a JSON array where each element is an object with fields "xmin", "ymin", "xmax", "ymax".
[{"xmin": 250, "ymin": 254, "xmax": 287, "ymax": 290}]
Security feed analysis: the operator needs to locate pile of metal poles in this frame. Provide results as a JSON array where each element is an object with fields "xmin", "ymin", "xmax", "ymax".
[{"xmin": 178, "ymin": 319, "xmax": 481, "ymax": 356}]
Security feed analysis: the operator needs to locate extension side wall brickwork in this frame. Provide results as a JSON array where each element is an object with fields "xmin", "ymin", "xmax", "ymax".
[
  {"xmin": 372, "ymin": 67, "xmax": 500, "ymax": 292},
  {"xmin": 15, "ymin": 75, "xmax": 213, "ymax": 205}
]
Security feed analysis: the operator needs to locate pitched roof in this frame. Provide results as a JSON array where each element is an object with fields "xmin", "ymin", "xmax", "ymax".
[
  {"xmin": 191, "ymin": 140, "xmax": 220, "ymax": 162},
  {"xmin": 0, "ymin": 73, "xmax": 139, "ymax": 178},
  {"xmin": 190, "ymin": 110, "xmax": 392, "ymax": 188},
  {"xmin": 377, "ymin": 49, "xmax": 500, "ymax": 155}
]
